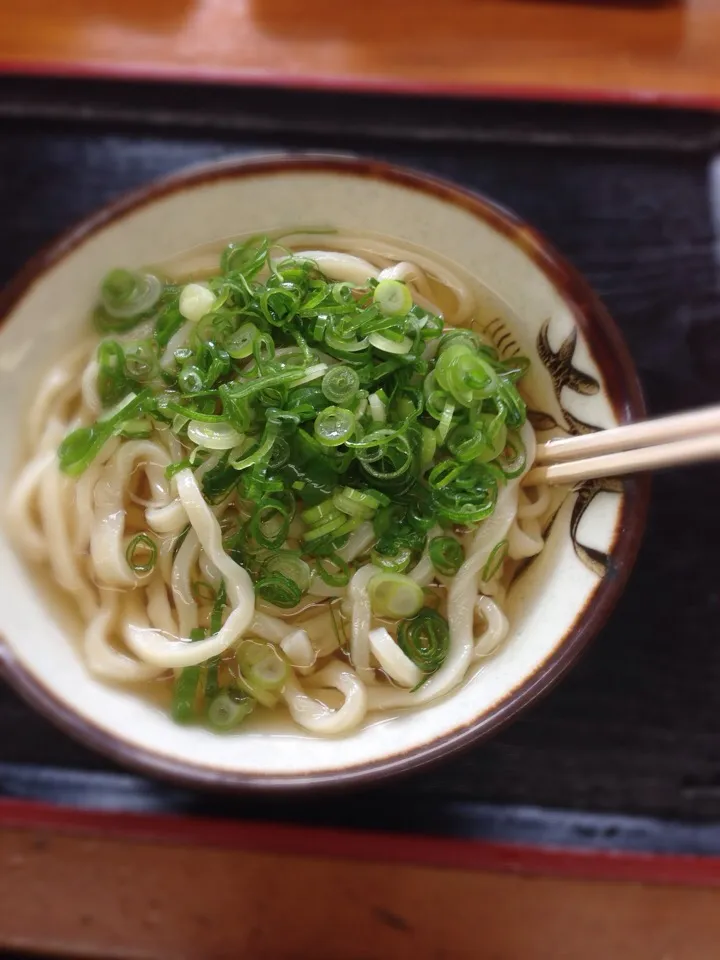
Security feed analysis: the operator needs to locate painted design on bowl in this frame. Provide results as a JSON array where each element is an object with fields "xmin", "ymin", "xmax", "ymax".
[{"xmin": 483, "ymin": 312, "xmax": 621, "ymax": 581}]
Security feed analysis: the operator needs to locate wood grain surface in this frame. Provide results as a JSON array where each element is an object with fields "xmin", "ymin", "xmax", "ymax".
[
  {"xmin": 2, "ymin": 0, "xmax": 720, "ymax": 107},
  {"xmin": 3, "ymin": 823, "xmax": 720, "ymax": 959}
]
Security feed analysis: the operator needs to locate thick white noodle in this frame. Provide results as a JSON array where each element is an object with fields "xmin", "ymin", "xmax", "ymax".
[
  {"xmin": 161, "ymin": 320, "xmax": 193, "ymax": 369},
  {"xmin": 90, "ymin": 440, "xmax": 172, "ymax": 588},
  {"xmin": 297, "ymin": 609, "xmax": 341, "ymax": 658},
  {"xmin": 307, "ymin": 575, "xmax": 347, "ymax": 599},
  {"xmin": 146, "ymin": 575, "xmax": 179, "ymax": 637},
  {"xmin": 39, "ymin": 458, "xmax": 97, "ymax": 620},
  {"xmin": 337, "ymin": 522, "xmax": 375, "ymax": 563},
  {"xmin": 508, "ymin": 517, "xmax": 544, "ymax": 559},
  {"xmin": 193, "ymin": 453, "xmax": 221, "ymax": 481},
  {"xmin": 123, "ymin": 470, "xmax": 254, "ymax": 668},
  {"xmin": 85, "ymin": 590, "xmax": 162, "ymax": 681},
  {"xmin": 73, "ymin": 442, "xmax": 118, "ymax": 554},
  {"xmin": 473, "ymin": 596, "xmax": 510, "ymax": 659},
  {"xmin": 518, "ymin": 485, "xmax": 551, "ymax": 520},
  {"xmin": 408, "ymin": 525, "xmax": 443, "ymax": 587},
  {"xmin": 283, "ymin": 661, "xmax": 367, "ymax": 734},
  {"xmin": 348, "ymin": 564, "xmax": 378, "ymax": 682},
  {"xmin": 281, "ymin": 233, "xmax": 475, "ymax": 324},
  {"xmin": 280, "ymin": 630, "xmax": 316, "ymax": 672},
  {"xmin": 81, "ymin": 358, "xmax": 102, "ymax": 416},
  {"xmin": 197, "ymin": 548, "xmax": 222, "ymax": 589},
  {"xmin": 155, "ymin": 425, "xmax": 186, "ymax": 462},
  {"xmin": 290, "ymin": 251, "xmax": 379, "ymax": 286},
  {"xmin": 369, "ymin": 627, "xmax": 423, "ymax": 688},
  {"xmin": 153, "ymin": 520, "xmax": 198, "ymax": 635},
  {"xmin": 146, "ymin": 498, "xmax": 188, "ymax": 535},
  {"xmin": 6, "ymin": 444, "xmax": 59, "ymax": 562},
  {"xmin": 27, "ymin": 338, "xmax": 94, "ymax": 447},
  {"xmin": 251, "ymin": 611, "xmax": 296, "ymax": 643},
  {"xmin": 378, "ymin": 261, "xmax": 433, "ymax": 300}
]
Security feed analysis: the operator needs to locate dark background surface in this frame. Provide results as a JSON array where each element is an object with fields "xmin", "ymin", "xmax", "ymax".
[{"xmin": 2, "ymin": 78, "xmax": 720, "ymax": 850}]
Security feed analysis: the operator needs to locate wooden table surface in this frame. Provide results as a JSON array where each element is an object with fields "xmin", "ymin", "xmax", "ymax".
[
  {"xmin": 3, "ymin": 816, "xmax": 720, "ymax": 959},
  {"xmin": 2, "ymin": 0, "xmax": 720, "ymax": 108}
]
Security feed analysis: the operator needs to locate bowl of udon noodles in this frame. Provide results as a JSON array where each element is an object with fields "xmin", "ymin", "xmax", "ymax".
[{"xmin": 0, "ymin": 154, "xmax": 647, "ymax": 789}]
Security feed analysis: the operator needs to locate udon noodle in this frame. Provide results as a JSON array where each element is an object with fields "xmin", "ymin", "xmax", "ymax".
[{"xmin": 7, "ymin": 231, "xmax": 549, "ymax": 735}]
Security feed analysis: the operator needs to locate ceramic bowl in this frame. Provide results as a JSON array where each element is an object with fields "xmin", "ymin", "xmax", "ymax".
[{"xmin": 0, "ymin": 155, "xmax": 647, "ymax": 789}]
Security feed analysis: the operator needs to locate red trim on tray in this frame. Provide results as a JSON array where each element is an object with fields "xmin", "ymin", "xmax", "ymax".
[
  {"xmin": 1, "ymin": 57, "xmax": 719, "ymax": 112},
  {"xmin": 1, "ymin": 797, "xmax": 720, "ymax": 886}
]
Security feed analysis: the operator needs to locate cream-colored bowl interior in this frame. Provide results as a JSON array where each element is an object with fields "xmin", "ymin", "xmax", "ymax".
[{"xmin": 0, "ymin": 160, "xmax": 623, "ymax": 780}]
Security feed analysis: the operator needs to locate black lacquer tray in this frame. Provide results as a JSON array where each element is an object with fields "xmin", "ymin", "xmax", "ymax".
[{"xmin": 2, "ymin": 77, "xmax": 720, "ymax": 854}]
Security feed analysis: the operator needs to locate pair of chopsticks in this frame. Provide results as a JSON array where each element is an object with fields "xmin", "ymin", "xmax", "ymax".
[{"xmin": 525, "ymin": 405, "xmax": 720, "ymax": 486}]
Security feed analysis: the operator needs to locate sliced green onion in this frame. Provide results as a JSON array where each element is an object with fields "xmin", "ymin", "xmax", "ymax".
[
  {"xmin": 325, "ymin": 331, "xmax": 369, "ymax": 353},
  {"xmin": 172, "ymin": 666, "xmax": 201, "ymax": 723},
  {"xmin": 301, "ymin": 498, "xmax": 342, "ymax": 527},
  {"xmin": 436, "ymin": 400, "xmax": 455, "ymax": 443},
  {"xmin": 334, "ymin": 515, "xmax": 365, "ymax": 537},
  {"xmin": 322, "ymin": 365, "xmax": 360, "ymax": 405},
  {"xmin": 265, "ymin": 553, "xmax": 311, "ymax": 593},
  {"xmin": 250, "ymin": 497, "xmax": 292, "ymax": 550},
  {"xmin": 210, "ymin": 580, "xmax": 227, "ymax": 634},
  {"xmin": 314, "ymin": 406, "xmax": 355, "ymax": 447},
  {"xmin": 227, "ymin": 322, "xmax": 260, "ymax": 360},
  {"xmin": 125, "ymin": 532, "xmax": 157, "ymax": 574},
  {"xmin": 100, "ymin": 269, "xmax": 162, "ymax": 320},
  {"xmin": 179, "ymin": 283, "xmax": 215, "ymax": 323},
  {"xmin": 222, "ymin": 236, "xmax": 269, "ymax": 277},
  {"xmin": 420, "ymin": 426, "xmax": 436, "ymax": 470},
  {"xmin": 497, "ymin": 431, "xmax": 527, "ymax": 478},
  {"xmin": 368, "ymin": 572, "xmax": 424, "ymax": 619},
  {"xmin": 230, "ymin": 427, "xmax": 278, "ymax": 471},
  {"xmin": 332, "ymin": 491, "xmax": 374, "ymax": 520},
  {"xmin": 472, "ymin": 413, "xmax": 507, "ymax": 464},
  {"xmin": 192, "ymin": 580, "xmax": 216, "ymax": 603},
  {"xmin": 481, "ymin": 539, "xmax": 509, "ymax": 581},
  {"xmin": 302, "ymin": 513, "xmax": 347, "ymax": 543},
  {"xmin": 371, "ymin": 546, "xmax": 413, "ymax": 573},
  {"xmin": 429, "ymin": 536, "xmax": 465, "ymax": 577},
  {"xmin": 292, "ymin": 362, "xmax": 328, "ymax": 386},
  {"xmin": 246, "ymin": 646, "xmax": 288, "ymax": 689},
  {"xmin": 204, "ymin": 659, "xmax": 220, "ymax": 701},
  {"xmin": 187, "ymin": 421, "xmax": 244, "ymax": 451},
  {"xmin": 58, "ymin": 389, "xmax": 153, "ymax": 476},
  {"xmin": 207, "ymin": 690, "xmax": 254, "ymax": 729},
  {"xmin": 236, "ymin": 641, "xmax": 289, "ymax": 705},
  {"xmin": 340, "ymin": 486, "xmax": 389, "ymax": 509},
  {"xmin": 397, "ymin": 608, "xmax": 449, "ymax": 674},
  {"xmin": 368, "ymin": 392, "xmax": 387, "ymax": 422},
  {"xmin": 118, "ymin": 418, "xmax": 152, "ymax": 439},
  {"xmin": 373, "ymin": 279, "xmax": 413, "ymax": 316},
  {"xmin": 124, "ymin": 340, "xmax": 157, "ymax": 382},
  {"xmin": 255, "ymin": 572, "xmax": 302, "ymax": 608},
  {"xmin": 96, "ymin": 340, "xmax": 128, "ymax": 407},
  {"xmin": 172, "ymin": 631, "xmax": 206, "ymax": 724},
  {"xmin": 369, "ymin": 332, "xmax": 413, "ymax": 355},
  {"xmin": 178, "ymin": 366, "xmax": 205, "ymax": 394},
  {"xmin": 314, "ymin": 552, "xmax": 351, "ymax": 587},
  {"xmin": 358, "ymin": 433, "xmax": 413, "ymax": 481}
]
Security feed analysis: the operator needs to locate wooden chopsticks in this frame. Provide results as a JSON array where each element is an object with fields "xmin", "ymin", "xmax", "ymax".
[{"xmin": 525, "ymin": 405, "xmax": 720, "ymax": 486}]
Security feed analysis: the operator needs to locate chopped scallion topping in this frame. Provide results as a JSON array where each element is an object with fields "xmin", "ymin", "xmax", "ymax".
[{"xmin": 125, "ymin": 532, "xmax": 157, "ymax": 574}]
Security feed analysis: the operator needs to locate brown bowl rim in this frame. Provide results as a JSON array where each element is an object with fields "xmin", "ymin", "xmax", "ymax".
[{"xmin": 0, "ymin": 153, "xmax": 649, "ymax": 791}]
